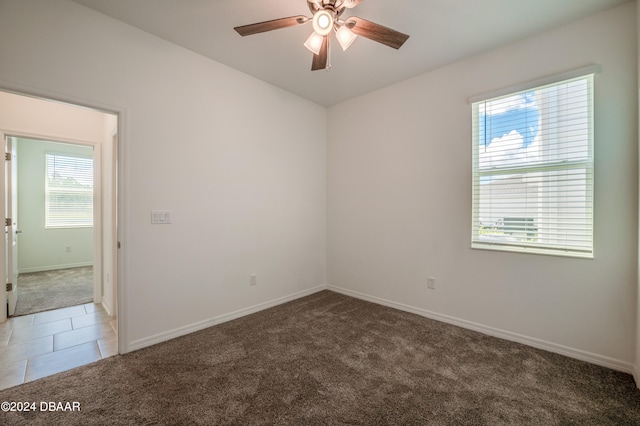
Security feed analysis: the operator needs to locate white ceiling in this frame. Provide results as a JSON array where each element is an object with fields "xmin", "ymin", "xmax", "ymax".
[{"xmin": 71, "ymin": 0, "xmax": 630, "ymax": 106}]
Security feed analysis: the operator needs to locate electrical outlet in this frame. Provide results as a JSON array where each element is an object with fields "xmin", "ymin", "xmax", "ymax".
[
  {"xmin": 427, "ymin": 277, "xmax": 436, "ymax": 290},
  {"xmin": 250, "ymin": 274, "xmax": 257, "ymax": 286},
  {"xmin": 65, "ymin": 246, "xmax": 72, "ymax": 253}
]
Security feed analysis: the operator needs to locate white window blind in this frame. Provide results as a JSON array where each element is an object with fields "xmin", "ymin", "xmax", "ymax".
[
  {"xmin": 45, "ymin": 153, "xmax": 94, "ymax": 228},
  {"xmin": 471, "ymin": 73, "xmax": 594, "ymax": 257}
]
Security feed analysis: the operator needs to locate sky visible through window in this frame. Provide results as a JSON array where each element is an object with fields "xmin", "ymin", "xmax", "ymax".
[{"xmin": 478, "ymin": 91, "xmax": 540, "ymax": 170}]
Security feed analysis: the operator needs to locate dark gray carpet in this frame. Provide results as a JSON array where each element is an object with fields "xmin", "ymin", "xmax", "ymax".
[
  {"xmin": 13, "ymin": 267, "xmax": 93, "ymax": 316},
  {"xmin": 1, "ymin": 290, "xmax": 638, "ymax": 425}
]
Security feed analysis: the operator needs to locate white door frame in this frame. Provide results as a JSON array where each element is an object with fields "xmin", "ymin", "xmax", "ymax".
[
  {"xmin": 6, "ymin": 136, "xmax": 19, "ymax": 316},
  {"xmin": 0, "ymin": 83, "xmax": 127, "ymax": 354},
  {"xmin": 0, "ymin": 131, "xmax": 6, "ymax": 322}
]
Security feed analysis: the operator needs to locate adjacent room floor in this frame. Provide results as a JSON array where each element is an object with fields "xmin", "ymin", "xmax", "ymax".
[
  {"xmin": 0, "ymin": 303, "xmax": 117, "ymax": 390},
  {"xmin": 14, "ymin": 267, "xmax": 94, "ymax": 316}
]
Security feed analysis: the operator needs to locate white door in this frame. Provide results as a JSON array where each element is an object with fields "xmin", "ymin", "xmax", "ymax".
[
  {"xmin": 0, "ymin": 132, "xmax": 4, "ymax": 321},
  {"xmin": 5, "ymin": 136, "xmax": 18, "ymax": 316}
]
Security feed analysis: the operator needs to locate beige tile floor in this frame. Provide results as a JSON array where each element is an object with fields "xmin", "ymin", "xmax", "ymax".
[{"xmin": 0, "ymin": 303, "xmax": 117, "ymax": 390}]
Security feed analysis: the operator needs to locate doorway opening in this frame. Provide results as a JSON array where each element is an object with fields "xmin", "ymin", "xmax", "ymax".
[
  {"xmin": 0, "ymin": 90, "xmax": 118, "ymax": 322},
  {"xmin": 9, "ymin": 137, "xmax": 96, "ymax": 316},
  {"xmin": 0, "ymin": 89, "xmax": 120, "ymax": 388}
]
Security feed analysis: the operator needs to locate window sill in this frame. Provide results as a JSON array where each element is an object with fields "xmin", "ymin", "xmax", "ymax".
[{"xmin": 471, "ymin": 242, "xmax": 593, "ymax": 259}]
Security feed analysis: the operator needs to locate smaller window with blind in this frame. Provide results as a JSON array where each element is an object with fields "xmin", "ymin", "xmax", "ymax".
[
  {"xmin": 471, "ymin": 73, "xmax": 594, "ymax": 257},
  {"xmin": 45, "ymin": 153, "xmax": 94, "ymax": 228}
]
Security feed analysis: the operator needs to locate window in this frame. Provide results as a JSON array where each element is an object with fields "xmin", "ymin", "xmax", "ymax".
[
  {"xmin": 45, "ymin": 153, "xmax": 93, "ymax": 228},
  {"xmin": 471, "ymin": 73, "xmax": 594, "ymax": 257}
]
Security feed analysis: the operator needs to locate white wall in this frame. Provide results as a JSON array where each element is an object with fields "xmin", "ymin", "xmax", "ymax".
[
  {"xmin": 17, "ymin": 138, "xmax": 94, "ymax": 272},
  {"xmin": 328, "ymin": 2, "xmax": 638, "ymax": 372},
  {"xmin": 0, "ymin": 91, "xmax": 107, "ymax": 142},
  {"xmin": 0, "ymin": 0, "xmax": 326, "ymax": 351}
]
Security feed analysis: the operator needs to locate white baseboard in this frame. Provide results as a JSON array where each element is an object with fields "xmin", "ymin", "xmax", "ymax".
[
  {"xmin": 19, "ymin": 262, "xmax": 93, "ymax": 274},
  {"xmin": 128, "ymin": 285, "xmax": 327, "ymax": 352},
  {"xmin": 328, "ymin": 285, "xmax": 636, "ymax": 375}
]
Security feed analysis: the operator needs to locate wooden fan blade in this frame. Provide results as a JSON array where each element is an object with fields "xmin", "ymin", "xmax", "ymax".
[
  {"xmin": 347, "ymin": 16, "xmax": 409, "ymax": 49},
  {"xmin": 234, "ymin": 15, "xmax": 308, "ymax": 36},
  {"xmin": 311, "ymin": 36, "xmax": 329, "ymax": 71}
]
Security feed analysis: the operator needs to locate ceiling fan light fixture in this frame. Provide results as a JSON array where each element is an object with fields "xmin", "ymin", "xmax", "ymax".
[
  {"xmin": 336, "ymin": 25, "xmax": 357, "ymax": 51},
  {"xmin": 235, "ymin": 0, "xmax": 410, "ymax": 71},
  {"xmin": 304, "ymin": 32, "xmax": 324, "ymax": 55},
  {"xmin": 312, "ymin": 10, "xmax": 334, "ymax": 36}
]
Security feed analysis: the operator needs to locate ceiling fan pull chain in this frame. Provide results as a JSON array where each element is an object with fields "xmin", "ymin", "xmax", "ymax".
[{"xmin": 326, "ymin": 33, "xmax": 332, "ymax": 71}]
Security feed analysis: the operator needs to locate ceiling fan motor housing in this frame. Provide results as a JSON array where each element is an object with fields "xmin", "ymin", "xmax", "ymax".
[{"xmin": 312, "ymin": 9, "xmax": 335, "ymax": 35}]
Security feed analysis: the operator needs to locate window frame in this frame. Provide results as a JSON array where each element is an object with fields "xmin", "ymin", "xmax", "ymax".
[
  {"xmin": 470, "ymin": 70, "xmax": 596, "ymax": 258},
  {"xmin": 44, "ymin": 151, "xmax": 95, "ymax": 229}
]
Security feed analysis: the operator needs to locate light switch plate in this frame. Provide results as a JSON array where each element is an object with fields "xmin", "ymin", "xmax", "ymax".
[{"xmin": 151, "ymin": 209, "xmax": 172, "ymax": 224}]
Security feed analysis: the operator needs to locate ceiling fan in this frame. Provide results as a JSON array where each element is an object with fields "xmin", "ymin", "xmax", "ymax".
[{"xmin": 234, "ymin": 0, "xmax": 410, "ymax": 71}]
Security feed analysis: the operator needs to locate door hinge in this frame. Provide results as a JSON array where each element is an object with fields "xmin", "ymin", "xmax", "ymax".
[
  {"xmin": 5, "ymin": 218, "xmax": 10, "ymax": 227},
  {"xmin": 6, "ymin": 283, "xmax": 12, "ymax": 292},
  {"xmin": 4, "ymin": 152, "xmax": 10, "ymax": 161}
]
